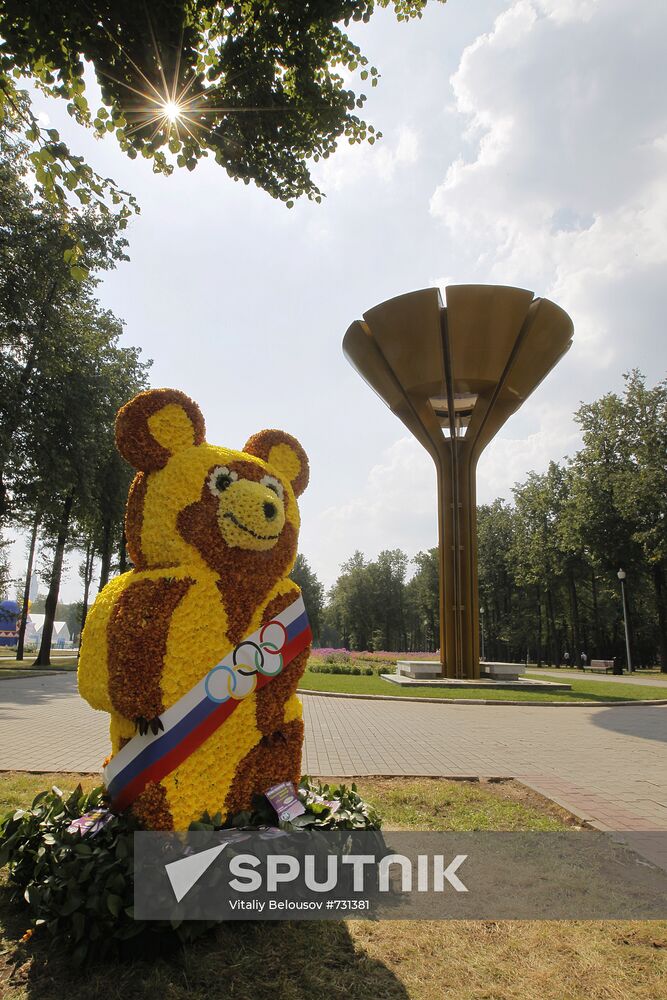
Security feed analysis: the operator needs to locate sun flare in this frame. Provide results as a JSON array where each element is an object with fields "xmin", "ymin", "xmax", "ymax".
[{"xmin": 163, "ymin": 100, "xmax": 182, "ymax": 123}]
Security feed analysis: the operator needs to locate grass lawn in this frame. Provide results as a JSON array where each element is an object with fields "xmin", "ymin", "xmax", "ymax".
[
  {"xmin": 0, "ymin": 656, "xmax": 77, "ymax": 673},
  {"xmin": 528, "ymin": 665, "xmax": 665, "ymax": 677},
  {"xmin": 1, "ymin": 657, "xmax": 665, "ymax": 700},
  {"xmin": 2, "ymin": 772, "xmax": 666, "ymax": 1000},
  {"xmin": 298, "ymin": 667, "xmax": 667, "ymax": 702}
]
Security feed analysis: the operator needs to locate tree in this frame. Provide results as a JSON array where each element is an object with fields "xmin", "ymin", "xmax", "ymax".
[
  {"xmin": 290, "ymin": 553, "xmax": 324, "ymax": 645},
  {"xmin": 22, "ymin": 298, "xmax": 149, "ymax": 665},
  {"xmin": 0, "ymin": 1, "xmax": 436, "ymax": 226},
  {"xmin": 0, "ymin": 107, "xmax": 129, "ymax": 519},
  {"xmin": 15, "ymin": 515, "xmax": 38, "ymax": 660},
  {"xmin": 316, "ymin": 374, "xmax": 666, "ymax": 668},
  {"xmin": 326, "ymin": 551, "xmax": 374, "ymax": 650},
  {"xmin": 323, "ymin": 548, "xmax": 412, "ymax": 652},
  {"xmin": 477, "ymin": 500, "xmax": 518, "ymax": 661},
  {"xmin": 510, "ymin": 463, "xmax": 576, "ymax": 666},
  {"xmin": 573, "ymin": 372, "xmax": 667, "ymax": 671},
  {"xmin": 77, "ymin": 537, "xmax": 96, "ymax": 638},
  {"xmin": 0, "ymin": 537, "xmax": 11, "ymax": 597},
  {"xmin": 405, "ymin": 548, "xmax": 439, "ymax": 651},
  {"xmin": 370, "ymin": 549, "xmax": 409, "ymax": 651},
  {"xmin": 0, "ymin": 108, "xmax": 149, "ymax": 662}
]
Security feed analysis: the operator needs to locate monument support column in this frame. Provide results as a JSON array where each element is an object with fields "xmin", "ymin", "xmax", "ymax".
[
  {"xmin": 436, "ymin": 443, "xmax": 480, "ymax": 679},
  {"xmin": 343, "ymin": 284, "xmax": 573, "ymax": 681}
]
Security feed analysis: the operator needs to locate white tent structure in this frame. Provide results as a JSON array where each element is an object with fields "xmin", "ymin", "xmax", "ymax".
[{"xmin": 24, "ymin": 614, "xmax": 72, "ymax": 649}]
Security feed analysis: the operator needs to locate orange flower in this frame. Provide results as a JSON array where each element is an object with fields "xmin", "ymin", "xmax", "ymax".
[{"xmin": 78, "ymin": 389, "xmax": 311, "ymax": 830}]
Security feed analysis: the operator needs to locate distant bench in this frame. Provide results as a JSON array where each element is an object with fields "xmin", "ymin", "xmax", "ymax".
[{"xmin": 583, "ymin": 659, "xmax": 615, "ymax": 673}]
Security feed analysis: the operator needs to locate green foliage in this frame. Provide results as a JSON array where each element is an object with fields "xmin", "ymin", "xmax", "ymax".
[
  {"xmin": 0, "ymin": 778, "xmax": 382, "ymax": 964},
  {"xmin": 193, "ymin": 776, "xmax": 382, "ymax": 832},
  {"xmin": 296, "ymin": 777, "xmax": 383, "ymax": 831},
  {"xmin": 0, "ymin": 0, "xmax": 438, "ymax": 220},
  {"xmin": 318, "ymin": 373, "xmax": 667, "ymax": 670},
  {"xmin": 0, "ymin": 85, "xmax": 138, "ymax": 242},
  {"xmin": 300, "ymin": 666, "xmax": 667, "ymax": 702},
  {"xmin": 290, "ymin": 553, "xmax": 325, "ymax": 644},
  {"xmin": 321, "ymin": 546, "xmax": 437, "ymax": 652},
  {"xmin": 575, "ymin": 371, "xmax": 667, "ymax": 569},
  {"xmin": 0, "ymin": 537, "xmax": 11, "ymax": 597},
  {"xmin": 568, "ymin": 371, "xmax": 667, "ymax": 668},
  {"xmin": 0, "ymin": 108, "xmax": 150, "ymax": 661},
  {"xmin": 408, "ymin": 548, "xmax": 440, "ymax": 648},
  {"xmin": 324, "ymin": 548, "xmax": 417, "ymax": 651},
  {"xmin": 0, "ymin": 784, "xmax": 154, "ymax": 966},
  {"xmin": 310, "ymin": 661, "xmax": 375, "ymax": 675}
]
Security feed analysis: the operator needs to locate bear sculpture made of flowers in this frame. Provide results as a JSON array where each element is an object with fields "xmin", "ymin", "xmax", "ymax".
[{"xmin": 78, "ymin": 388, "xmax": 311, "ymax": 830}]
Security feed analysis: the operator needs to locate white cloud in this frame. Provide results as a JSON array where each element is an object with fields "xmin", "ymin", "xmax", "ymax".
[
  {"xmin": 10, "ymin": 1, "xmax": 665, "ymax": 605},
  {"xmin": 303, "ymin": 436, "xmax": 436, "ymax": 587},
  {"xmin": 315, "ymin": 125, "xmax": 420, "ymax": 190},
  {"xmin": 536, "ymin": 0, "xmax": 600, "ymax": 25},
  {"xmin": 304, "ymin": 398, "xmax": 582, "ymax": 588},
  {"xmin": 430, "ymin": 0, "xmax": 667, "ymax": 370},
  {"xmin": 477, "ymin": 402, "xmax": 582, "ymax": 503}
]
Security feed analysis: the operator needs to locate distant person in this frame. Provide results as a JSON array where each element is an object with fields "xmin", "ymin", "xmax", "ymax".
[
  {"xmin": 580, "ymin": 651, "xmax": 588, "ymax": 669},
  {"xmin": 563, "ymin": 651, "xmax": 570, "ymax": 668}
]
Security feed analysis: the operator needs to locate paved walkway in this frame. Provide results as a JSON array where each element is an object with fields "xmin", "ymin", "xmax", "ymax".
[
  {"xmin": 1, "ymin": 673, "xmax": 666, "ymax": 864},
  {"xmin": 533, "ymin": 668, "xmax": 667, "ymax": 688}
]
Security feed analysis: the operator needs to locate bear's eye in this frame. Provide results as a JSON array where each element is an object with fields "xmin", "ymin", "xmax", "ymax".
[
  {"xmin": 208, "ymin": 466, "xmax": 238, "ymax": 496},
  {"xmin": 260, "ymin": 475, "xmax": 284, "ymax": 501}
]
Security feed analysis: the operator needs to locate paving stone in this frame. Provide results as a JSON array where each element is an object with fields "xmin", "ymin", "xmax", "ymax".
[{"xmin": 1, "ymin": 672, "xmax": 666, "ymax": 848}]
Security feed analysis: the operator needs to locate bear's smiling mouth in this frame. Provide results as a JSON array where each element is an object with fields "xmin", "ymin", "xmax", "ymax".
[{"xmin": 223, "ymin": 512, "xmax": 281, "ymax": 542}]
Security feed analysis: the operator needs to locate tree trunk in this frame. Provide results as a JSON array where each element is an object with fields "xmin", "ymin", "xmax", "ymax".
[
  {"xmin": 119, "ymin": 529, "xmax": 128, "ymax": 574},
  {"xmin": 16, "ymin": 515, "xmax": 39, "ymax": 661},
  {"xmin": 33, "ymin": 492, "xmax": 74, "ymax": 667},
  {"xmin": 625, "ymin": 583, "xmax": 636, "ymax": 671},
  {"xmin": 568, "ymin": 570, "xmax": 581, "ymax": 664},
  {"xmin": 0, "ymin": 280, "xmax": 58, "ymax": 521},
  {"xmin": 98, "ymin": 518, "xmax": 113, "ymax": 591},
  {"xmin": 536, "ymin": 587, "xmax": 543, "ymax": 666},
  {"xmin": 493, "ymin": 596, "xmax": 501, "ymax": 661},
  {"xmin": 546, "ymin": 585, "xmax": 557, "ymax": 665},
  {"xmin": 79, "ymin": 539, "xmax": 95, "ymax": 642},
  {"xmin": 590, "ymin": 569, "xmax": 602, "ymax": 657},
  {"xmin": 653, "ymin": 562, "xmax": 667, "ymax": 673}
]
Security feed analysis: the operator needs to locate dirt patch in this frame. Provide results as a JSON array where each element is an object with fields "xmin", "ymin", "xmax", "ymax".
[{"xmin": 482, "ymin": 776, "xmax": 586, "ymax": 827}]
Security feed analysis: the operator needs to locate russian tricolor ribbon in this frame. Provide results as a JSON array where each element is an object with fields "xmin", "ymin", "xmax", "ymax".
[{"xmin": 104, "ymin": 594, "xmax": 311, "ymax": 812}]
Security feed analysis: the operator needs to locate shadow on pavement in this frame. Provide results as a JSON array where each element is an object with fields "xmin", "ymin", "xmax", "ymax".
[
  {"xmin": 590, "ymin": 704, "xmax": 667, "ymax": 743},
  {"xmin": 0, "ymin": 672, "xmax": 80, "ymax": 719}
]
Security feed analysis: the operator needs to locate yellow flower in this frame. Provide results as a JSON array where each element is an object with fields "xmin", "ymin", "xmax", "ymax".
[{"xmin": 78, "ymin": 389, "xmax": 311, "ymax": 830}]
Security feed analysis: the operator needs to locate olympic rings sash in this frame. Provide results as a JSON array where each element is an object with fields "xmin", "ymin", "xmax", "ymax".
[{"xmin": 104, "ymin": 594, "xmax": 311, "ymax": 812}]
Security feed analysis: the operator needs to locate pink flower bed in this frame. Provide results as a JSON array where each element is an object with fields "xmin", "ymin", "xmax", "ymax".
[{"xmin": 312, "ymin": 648, "xmax": 440, "ymax": 661}]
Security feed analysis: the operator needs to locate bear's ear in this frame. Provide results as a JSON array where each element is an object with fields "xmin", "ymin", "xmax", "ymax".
[
  {"xmin": 244, "ymin": 430, "xmax": 309, "ymax": 498},
  {"xmin": 115, "ymin": 388, "xmax": 206, "ymax": 472}
]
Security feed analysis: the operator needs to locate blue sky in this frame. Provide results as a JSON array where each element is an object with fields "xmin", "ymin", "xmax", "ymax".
[{"xmin": 9, "ymin": 0, "xmax": 667, "ymax": 602}]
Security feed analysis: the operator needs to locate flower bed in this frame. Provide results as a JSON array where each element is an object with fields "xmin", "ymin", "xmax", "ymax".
[
  {"xmin": 312, "ymin": 647, "xmax": 439, "ymax": 662},
  {"xmin": 310, "ymin": 648, "xmax": 440, "ymax": 676},
  {"xmin": 0, "ymin": 778, "xmax": 381, "ymax": 965}
]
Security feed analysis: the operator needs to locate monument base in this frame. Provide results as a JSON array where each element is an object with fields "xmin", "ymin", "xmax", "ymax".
[
  {"xmin": 391, "ymin": 660, "xmax": 570, "ymax": 691},
  {"xmin": 480, "ymin": 662, "xmax": 526, "ymax": 681},
  {"xmin": 396, "ymin": 660, "xmax": 444, "ymax": 680}
]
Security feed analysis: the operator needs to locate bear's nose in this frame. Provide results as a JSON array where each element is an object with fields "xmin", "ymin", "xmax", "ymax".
[{"xmin": 263, "ymin": 501, "xmax": 277, "ymax": 521}]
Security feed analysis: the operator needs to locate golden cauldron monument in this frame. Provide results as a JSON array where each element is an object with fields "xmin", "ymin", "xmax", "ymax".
[{"xmin": 343, "ymin": 285, "xmax": 573, "ymax": 681}]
